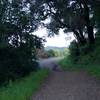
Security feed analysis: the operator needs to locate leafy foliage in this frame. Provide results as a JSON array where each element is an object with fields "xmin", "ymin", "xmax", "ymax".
[
  {"xmin": 33, "ymin": 0, "xmax": 99, "ymax": 45},
  {"xmin": 0, "ymin": 0, "xmax": 100, "ymax": 85},
  {"xmin": 0, "ymin": 0, "xmax": 44, "ymax": 85},
  {"xmin": 46, "ymin": 49, "xmax": 56, "ymax": 57}
]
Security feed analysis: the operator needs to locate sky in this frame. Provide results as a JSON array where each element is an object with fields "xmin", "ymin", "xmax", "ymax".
[{"xmin": 33, "ymin": 27, "xmax": 75, "ymax": 47}]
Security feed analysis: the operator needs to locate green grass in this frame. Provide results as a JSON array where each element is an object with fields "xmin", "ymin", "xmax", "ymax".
[
  {"xmin": 0, "ymin": 69, "xmax": 50, "ymax": 100},
  {"xmin": 59, "ymin": 57, "xmax": 100, "ymax": 78},
  {"xmin": 59, "ymin": 57, "xmax": 83, "ymax": 71},
  {"xmin": 86, "ymin": 65, "xmax": 100, "ymax": 78}
]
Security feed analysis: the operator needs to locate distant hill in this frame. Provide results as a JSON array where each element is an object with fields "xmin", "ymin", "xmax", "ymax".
[{"xmin": 45, "ymin": 46, "xmax": 67, "ymax": 51}]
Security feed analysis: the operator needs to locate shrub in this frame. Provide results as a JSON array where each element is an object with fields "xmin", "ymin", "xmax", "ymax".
[
  {"xmin": 47, "ymin": 49, "xmax": 55, "ymax": 57},
  {"xmin": 0, "ymin": 45, "xmax": 39, "ymax": 85},
  {"xmin": 69, "ymin": 40, "xmax": 80, "ymax": 63}
]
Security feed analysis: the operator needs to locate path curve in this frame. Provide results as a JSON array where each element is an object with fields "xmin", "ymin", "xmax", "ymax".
[
  {"xmin": 31, "ymin": 58, "xmax": 100, "ymax": 100},
  {"xmin": 38, "ymin": 57, "xmax": 63, "ymax": 70}
]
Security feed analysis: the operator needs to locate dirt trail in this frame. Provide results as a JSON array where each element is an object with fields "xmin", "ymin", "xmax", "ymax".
[
  {"xmin": 38, "ymin": 57, "xmax": 63, "ymax": 70},
  {"xmin": 31, "ymin": 70, "xmax": 100, "ymax": 100}
]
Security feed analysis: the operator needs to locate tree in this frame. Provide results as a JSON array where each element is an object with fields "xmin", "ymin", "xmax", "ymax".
[
  {"xmin": 94, "ymin": 0, "xmax": 100, "ymax": 33},
  {"xmin": 32, "ymin": 0, "xmax": 97, "ymax": 45},
  {"xmin": 0, "ymin": 0, "xmax": 45, "ymax": 84},
  {"xmin": 47, "ymin": 49, "xmax": 55, "ymax": 57},
  {"xmin": 0, "ymin": 0, "xmax": 41, "ymax": 46}
]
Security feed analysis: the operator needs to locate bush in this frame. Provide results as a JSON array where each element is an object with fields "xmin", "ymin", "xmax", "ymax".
[
  {"xmin": 0, "ymin": 45, "xmax": 39, "ymax": 85},
  {"xmin": 68, "ymin": 40, "xmax": 97, "ymax": 64},
  {"xmin": 57, "ymin": 35, "xmax": 100, "ymax": 69},
  {"xmin": 69, "ymin": 40, "xmax": 80, "ymax": 63},
  {"xmin": 47, "ymin": 49, "xmax": 55, "ymax": 57}
]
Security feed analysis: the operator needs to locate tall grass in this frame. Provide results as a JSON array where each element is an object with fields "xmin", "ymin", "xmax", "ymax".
[
  {"xmin": 59, "ymin": 56, "xmax": 83, "ymax": 71},
  {"xmin": 60, "ymin": 57, "xmax": 100, "ymax": 78},
  {"xmin": 0, "ymin": 69, "xmax": 49, "ymax": 100}
]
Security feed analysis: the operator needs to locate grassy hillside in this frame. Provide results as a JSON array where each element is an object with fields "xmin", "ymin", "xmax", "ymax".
[{"xmin": 45, "ymin": 46, "xmax": 67, "ymax": 51}]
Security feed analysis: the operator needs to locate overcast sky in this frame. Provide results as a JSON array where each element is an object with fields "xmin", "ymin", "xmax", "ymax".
[{"xmin": 33, "ymin": 27, "xmax": 75, "ymax": 47}]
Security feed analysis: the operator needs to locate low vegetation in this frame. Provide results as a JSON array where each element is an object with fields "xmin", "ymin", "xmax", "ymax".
[
  {"xmin": 60, "ymin": 39, "xmax": 100, "ymax": 78},
  {"xmin": 0, "ymin": 69, "xmax": 49, "ymax": 100},
  {"xmin": 60, "ymin": 57, "xmax": 100, "ymax": 78},
  {"xmin": 46, "ymin": 48, "xmax": 69, "ymax": 57}
]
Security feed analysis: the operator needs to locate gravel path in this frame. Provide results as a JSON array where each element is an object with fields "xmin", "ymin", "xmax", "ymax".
[
  {"xmin": 31, "ymin": 70, "xmax": 100, "ymax": 100},
  {"xmin": 38, "ymin": 57, "xmax": 63, "ymax": 70}
]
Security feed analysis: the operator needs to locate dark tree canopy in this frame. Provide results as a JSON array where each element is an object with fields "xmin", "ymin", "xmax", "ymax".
[
  {"xmin": 0, "ymin": 0, "xmax": 45, "ymax": 84},
  {"xmin": 31, "ymin": 0, "xmax": 100, "ymax": 45},
  {"xmin": 0, "ymin": 0, "xmax": 42, "ymax": 46}
]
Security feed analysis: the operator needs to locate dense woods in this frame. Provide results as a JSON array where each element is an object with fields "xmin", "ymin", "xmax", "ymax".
[
  {"xmin": 0, "ymin": 0, "xmax": 100, "ymax": 85},
  {"xmin": 0, "ymin": 0, "xmax": 44, "ymax": 84}
]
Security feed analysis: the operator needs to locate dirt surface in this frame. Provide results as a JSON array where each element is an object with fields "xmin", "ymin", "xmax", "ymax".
[
  {"xmin": 31, "ymin": 58, "xmax": 100, "ymax": 100},
  {"xmin": 31, "ymin": 71, "xmax": 100, "ymax": 100},
  {"xmin": 38, "ymin": 57, "xmax": 63, "ymax": 70}
]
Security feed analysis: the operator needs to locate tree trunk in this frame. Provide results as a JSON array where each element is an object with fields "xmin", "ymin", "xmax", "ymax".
[
  {"xmin": 83, "ymin": 0, "xmax": 95, "ymax": 44},
  {"xmin": 73, "ymin": 29, "xmax": 86, "ymax": 45},
  {"xmin": 87, "ymin": 25, "xmax": 95, "ymax": 44},
  {"xmin": 79, "ymin": 29, "xmax": 87, "ymax": 45}
]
